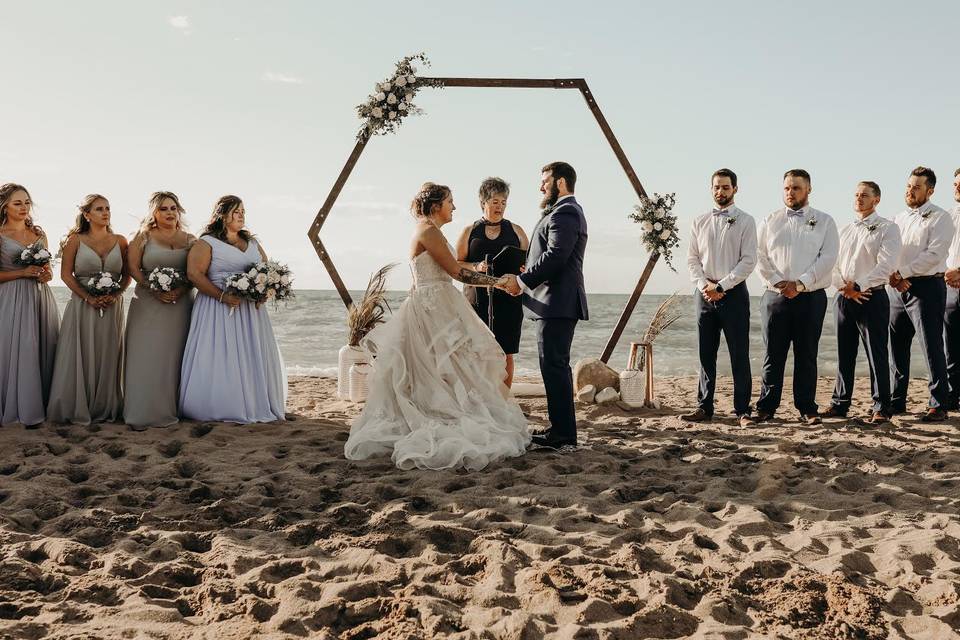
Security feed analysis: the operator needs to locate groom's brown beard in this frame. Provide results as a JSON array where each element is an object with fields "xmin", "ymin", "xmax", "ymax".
[{"xmin": 540, "ymin": 184, "xmax": 559, "ymax": 210}]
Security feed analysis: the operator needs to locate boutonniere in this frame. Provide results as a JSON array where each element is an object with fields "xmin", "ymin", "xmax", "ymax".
[
  {"xmin": 920, "ymin": 210, "xmax": 932, "ymax": 220},
  {"xmin": 725, "ymin": 216, "xmax": 736, "ymax": 226},
  {"xmin": 866, "ymin": 224, "xmax": 879, "ymax": 232},
  {"xmin": 806, "ymin": 218, "xmax": 818, "ymax": 229}
]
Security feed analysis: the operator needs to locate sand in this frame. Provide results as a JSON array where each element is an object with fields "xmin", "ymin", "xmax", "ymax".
[{"xmin": 1, "ymin": 375, "xmax": 958, "ymax": 639}]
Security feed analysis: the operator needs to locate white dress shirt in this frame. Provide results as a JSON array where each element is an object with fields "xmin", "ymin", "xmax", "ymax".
[
  {"xmin": 946, "ymin": 204, "xmax": 960, "ymax": 270},
  {"xmin": 757, "ymin": 206, "xmax": 839, "ymax": 292},
  {"xmin": 832, "ymin": 212, "xmax": 902, "ymax": 291},
  {"xmin": 893, "ymin": 201, "xmax": 954, "ymax": 277},
  {"xmin": 686, "ymin": 205, "xmax": 757, "ymax": 291}
]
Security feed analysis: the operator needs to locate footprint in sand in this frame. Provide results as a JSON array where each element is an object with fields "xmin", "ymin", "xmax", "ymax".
[
  {"xmin": 156, "ymin": 440, "xmax": 183, "ymax": 458},
  {"xmin": 190, "ymin": 423, "xmax": 214, "ymax": 438},
  {"xmin": 102, "ymin": 442, "xmax": 126, "ymax": 459}
]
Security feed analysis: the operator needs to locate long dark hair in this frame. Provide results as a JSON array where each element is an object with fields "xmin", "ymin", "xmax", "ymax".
[
  {"xmin": 200, "ymin": 195, "xmax": 253, "ymax": 242},
  {"xmin": 0, "ymin": 183, "xmax": 43, "ymax": 235}
]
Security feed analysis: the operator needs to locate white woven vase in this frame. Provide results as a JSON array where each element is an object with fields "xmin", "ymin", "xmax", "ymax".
[
  {"xmin": 349, "ymin": 362, "xmax": 373, "ymax": 403},
  {"xmin": 337, "ymin": 345, "xmax": 369, "ymax": 400}
]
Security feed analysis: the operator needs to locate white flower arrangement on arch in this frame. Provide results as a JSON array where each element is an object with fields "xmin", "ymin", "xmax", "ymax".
[
  {"xmin": 628, "ymin": 192, "xmax": 680, "ymax": 271},
  {"xmin": 355, "ymin": 53, "xmax": 443, "ymax": 141}
]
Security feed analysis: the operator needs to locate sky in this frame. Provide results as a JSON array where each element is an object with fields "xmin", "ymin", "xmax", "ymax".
[{"xmin": 2, "ymin": 1, "xmax": 958, "ymax": 294}]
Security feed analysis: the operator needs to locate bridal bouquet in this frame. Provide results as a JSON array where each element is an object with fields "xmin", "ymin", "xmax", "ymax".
[
  {"xmin": 628, "ymin": 192, "xmax": 681, "ymax": 271},
  {"xmin": 83, "ymin": 271, "xmax": 122, "ymax": 317},
  {"xmin": 355, "ymin": 52, "xmax": 443, "ymax": 141},
  {"xmin": 224, "ymin": 261, "xmax": 294, "ymax": 315},
  {"xmin": 14, "ymin": 240, "xmax": 52, "ymax": 268},
  {"xmin": 147, "ymin": 267, "xmax": 188, "ymax": 304}
]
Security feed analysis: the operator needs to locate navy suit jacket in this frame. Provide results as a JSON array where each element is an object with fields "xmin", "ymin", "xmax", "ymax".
[{"xmin": 518, "ymin": 196, "xmax": 589, "ymax": 320}]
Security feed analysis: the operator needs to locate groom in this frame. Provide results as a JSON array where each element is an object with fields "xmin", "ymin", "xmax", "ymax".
[{"xmin": 503, "ymin": 162, "xmax": 588, "ymax": 449}]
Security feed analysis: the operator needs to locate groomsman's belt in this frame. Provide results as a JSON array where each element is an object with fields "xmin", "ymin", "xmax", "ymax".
[
  {"xmin": 908, "ymin": 273, "xmax": 945, "ymax": 281},
  {"xmin": 867, "ymin": 285, "xmax": 886, "ymax": 292}
]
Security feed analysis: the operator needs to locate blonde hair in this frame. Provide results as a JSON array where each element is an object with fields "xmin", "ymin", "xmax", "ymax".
[
  {"xmin": 57, "ymin": 194, "xmax": 112, "ymax": 258},
  {"xmin": 0, "ymin": 183, "xmax": 42, "ymax": 235},
  {"xmin": 134, "ymin": 191, "xmax": 187, "ymax": 248}
]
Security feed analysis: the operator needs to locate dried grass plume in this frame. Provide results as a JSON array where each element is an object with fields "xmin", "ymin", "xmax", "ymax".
[{"xmin": 347, "ymin": 263, "xmax": 397, "ymax": 346}]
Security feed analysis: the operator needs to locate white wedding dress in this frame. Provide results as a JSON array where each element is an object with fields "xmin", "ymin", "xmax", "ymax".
[{"xmin": 345, "ymin": 246, "xmax": 530, "ymax": 471}]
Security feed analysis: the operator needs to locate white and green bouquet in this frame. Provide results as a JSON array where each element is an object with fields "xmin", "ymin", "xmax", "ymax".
[
  {"xmin": 83, "ymin": 271, "xmax": 122, "ymax": 317},
  {"xmin": 355, "ymin": 52, "xmax": 443, "ymax": 141},
  {"xmin": 628, "ymin": 192, "xmax": 681, "ymax": 271},
  {"xmin": 14, "ymin": 240, "xmax": 52, "ymax": 268},
  {"xmin": 147, "ymin": 267, "xmax": 188, "ymax": 303},
  {"xmin": 224, "ymin": 261, "xmax": 294, "ymax": 315}
]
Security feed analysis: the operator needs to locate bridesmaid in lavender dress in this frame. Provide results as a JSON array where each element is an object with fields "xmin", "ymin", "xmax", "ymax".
[
  {"xmin": 47, "ymin": 194, "xmax": 130, "ymax": 425},
  {"xmin": 124, "ymin": 192, "xmax": 196, "ymax": 429},
  {"xmin": 0, "ymin": 184, "xmax": 59, "ymax": 427},
  {"xmin": 179, "ymin": 195, "xmax": 286, "ymax": 423}
]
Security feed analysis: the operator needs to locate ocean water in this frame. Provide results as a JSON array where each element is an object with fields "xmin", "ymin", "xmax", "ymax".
[{"xmin": 50, "ymin": 287, "xmax": 931, "ymax": 380}]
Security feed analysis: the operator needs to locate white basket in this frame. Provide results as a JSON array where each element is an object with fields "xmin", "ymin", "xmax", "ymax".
[
  {"xmin": 349, "ymin": 362, "xmax": 373, "ymax": 403},
  {"xmin": 619, "ymin": 368, "xmax": 646, "ymax": 406},
  {"xmin": 338, "ymin": 345, "xmax": 369, "ymax": 400}
]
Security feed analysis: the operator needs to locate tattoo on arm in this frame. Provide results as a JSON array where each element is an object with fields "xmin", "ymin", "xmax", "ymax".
[{"xmin": 458, "ymin": 268, "xmax": 500, "ymax": 287}]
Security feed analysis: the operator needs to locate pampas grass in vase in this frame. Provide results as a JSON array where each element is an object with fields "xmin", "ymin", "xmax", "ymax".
[{"xmin": 337, "ymin": 264, "xmax": 396, "ymax": 399}]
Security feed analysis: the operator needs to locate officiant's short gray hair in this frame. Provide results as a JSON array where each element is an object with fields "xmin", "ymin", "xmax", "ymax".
[{"xmin": 479, "ymin": 177, "xmax": 510, "ymax": 203}]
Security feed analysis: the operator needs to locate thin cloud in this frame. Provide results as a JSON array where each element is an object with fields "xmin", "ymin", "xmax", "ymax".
[
  {"xmin": 263, "ymin": 71, "xmax": 305, "ymax": 85},
  {"xmin": 168, "ymin": 15, "xmax": 191, "ymax": 35}
]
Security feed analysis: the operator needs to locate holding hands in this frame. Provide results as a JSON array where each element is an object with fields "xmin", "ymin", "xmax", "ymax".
[
  {"xmin": 840, "ymin": 280, "xmax": 872, "ymax": 304},
  {"xmin": 497, "ymin": 273, "xmax": 522, "ymax": 297},
  {"xmin": 701, "ymin": 281, "xmax": 724, "ymax": 302},
  {"xmin": 774, "ymin": 280, "xmax": 800, "ymax": 299},
  {"xmin": 889, "ymin": 271, "xmax": 911, "ymax": 293}
]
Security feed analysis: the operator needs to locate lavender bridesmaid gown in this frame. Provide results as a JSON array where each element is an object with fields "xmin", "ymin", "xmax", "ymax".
[
  {"xmin": 0, "ymin": 235, "xmax": 60, "ymax": 426},
  {"xmin": 178, "ymin": 235, "xmax": 286, "ymax": 423}
]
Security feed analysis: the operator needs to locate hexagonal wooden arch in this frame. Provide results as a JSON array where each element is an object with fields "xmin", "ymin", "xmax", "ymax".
[{"xmin": 308, "ymin": 77, "xmax": 662, "ymax": 364}]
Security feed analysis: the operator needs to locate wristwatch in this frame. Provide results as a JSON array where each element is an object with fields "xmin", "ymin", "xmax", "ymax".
[{"xmin": 714, "ymin": 283, "xmax": 724, "ymax": 293}]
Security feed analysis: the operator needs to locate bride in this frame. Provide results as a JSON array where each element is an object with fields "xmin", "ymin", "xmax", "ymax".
[{"xmin": 344, "ymin": 182, "xmax": 531, "ymax": 471}]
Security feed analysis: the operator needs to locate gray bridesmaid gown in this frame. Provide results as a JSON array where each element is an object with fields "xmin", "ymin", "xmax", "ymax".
[
  {"xmin": 123, "ymin": 238, "xmax": 193, "ymax": 428},
  {"xmin": 46, "ymin": 241, "xmax": 124, "ymax": 424},
  {"xmin": 0, "ymin": 235, "xmax": 60, "ymax": 426}
]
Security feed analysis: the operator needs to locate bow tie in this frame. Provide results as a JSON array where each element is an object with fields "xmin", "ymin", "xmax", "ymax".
[
  {"xmin": 910, "ymin": 208, "xmax": 923, "ymax": 216},
  {"xmin": 786, "ymin": 208, "xmax": 805, "ymax": 217},
  {"xmin": 712, "ymin": 209, "xmax": 730, "ymax": 216}
]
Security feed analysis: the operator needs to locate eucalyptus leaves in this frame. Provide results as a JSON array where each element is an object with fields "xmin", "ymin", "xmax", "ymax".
[
  {"xmin": 628, "ymin": 192, "xmax": 680, "ymax": 270},
  {"xmin": 356, "ymin": 53, "xmax": 443, "ymax": 141}
]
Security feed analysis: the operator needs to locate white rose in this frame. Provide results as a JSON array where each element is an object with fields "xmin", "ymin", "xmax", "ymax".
[
  {"xmin": 236, "ymin": 277, "xmax": 249, "ymax": 291},
  {"xmin": 33, "ymin": 252, "xmax": 42, "ymax": 259},
  {"xmin": 381, "ymin": 81, "xmax": 391, "ymax": 91},
  {"xmin": 386, "ymin": 93, "xmax": 397, "ymax": 105},
  {"xmin": 158, "ymin": 274, "xmax": 172, "ymax": 286},
  {"xmin": 255, "ymin": 283, "xmax": 265, "ymax": 293},
  {"xmin": 395, "ymin": 76, "xmax": 407, "ymax": 87},
  {"xmin": 388, "ymin": 111, "xmax": 397, "ymax": 120},
  {"xmin": 660, "ymin": 230, "xmax": 672, "ymax": 240},
  {"xmin": 87, "ymin": 277, "xmax": 96, "ymax": 287},
  {"xmin": 641, "ymin": 221, "xmax": 654, "ymax": 232},
  {"xmin": 280, "ymin": 274, "xmax": 290, "ymax": 285},
  {"xmin": 654, "ymin": 209, "xmax": 664, "ymax": 219},
  {"xmin": 407, "ymin": 74, "xmax": 415, "ymax": 83},
  {"xmin": 371, "ymin": 106, "xmax": 383, "ymax": 118},
  {"xmin": 376, "ymin": 92, "xmax": 386, "ymax": 102},
  {"xmin": 398, "ymin": 102, "xmax": 408, "ymax": 111},
  {"xmin": 653, "ymin": 222, "xmax": 663, "ymax": 231},
  {"xmin": 39, "ymin": 249, "xmax": 50, "ymax": 258},
  {"xmin": 267, "ymin": 272, "xmax": 280, "ymax": 284},
  {"xmin": 255, "ymin": 273, "xmax": 267, "ymax": 285}
]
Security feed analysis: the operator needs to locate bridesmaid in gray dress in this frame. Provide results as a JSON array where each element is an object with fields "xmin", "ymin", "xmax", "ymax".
[
  {"xmin": 47, "ymin": 194, "xmax": 130, "ymax": 425},
  {"xmin": 179, "ymin": 195, "xmax": 286, "ymax": 423},
  {"xmin": 0, "ymin": 183, "xmax": 59, "ymax": 427},
  {"xmin": 124, "ymin": 192, "xmax": 196, "ymax": 429}
]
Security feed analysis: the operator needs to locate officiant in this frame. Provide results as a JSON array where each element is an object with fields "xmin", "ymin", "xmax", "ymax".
[{"xmin": 456, "ymin": 177, "xmax": 529, "ymax": 388}]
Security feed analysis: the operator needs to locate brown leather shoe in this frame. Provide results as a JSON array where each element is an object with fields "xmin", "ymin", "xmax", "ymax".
[
  {"xmin": 819, "ymin": 406, "xmax": 847, "ymax": 419},
  {"xmin": 920, "ymin": 408, "xmax": 948, "ymax": 422},
  {"xmin": 738, "ymin": 414, "xmax": 756, "ymax": 428},
  {"xmin": 868, "ymin": 411, "xmax": 890, "ymax": 425},
  {"xmin": 802, "ymin": 413, "xmax": 822, "ymax": 425},
  {"xmin": 679, "ymin": 408, "xmax": 713, "ymax": 423}
]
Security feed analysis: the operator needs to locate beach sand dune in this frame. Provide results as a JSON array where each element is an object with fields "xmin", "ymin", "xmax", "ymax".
[{"xmin": 1, "ymin": 376, "xmax": 959, "ymax": 639}]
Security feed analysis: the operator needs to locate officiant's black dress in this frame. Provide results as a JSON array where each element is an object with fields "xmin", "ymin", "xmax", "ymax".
[{"xmin": 466, "ymin": 219, "xmax": 524, "ymax": 354}]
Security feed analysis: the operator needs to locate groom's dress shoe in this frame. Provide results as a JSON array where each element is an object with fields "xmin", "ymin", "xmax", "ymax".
[{"xmin": 530, "ymin": 435, "xmax": 576, "ymax": 450}]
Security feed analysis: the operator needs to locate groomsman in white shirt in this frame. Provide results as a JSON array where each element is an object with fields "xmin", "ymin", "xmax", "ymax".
[
  {"xmin": 682, "ymin": 168, "xmax": 757, "ymax": 427},
  {"xmin": 942, "ymin": 168, "xmax": 960, "ymax": 410},
  {"xmin": 756, "ymin": 169, "xmax": 839, "ymax": 425},
  {"xmin": 888, "ymin": 166, "xmax": 954, "ymax": 421},
  {"xmin": 821, "ymin": 181, "xmax": 901, "ymax": 423}
]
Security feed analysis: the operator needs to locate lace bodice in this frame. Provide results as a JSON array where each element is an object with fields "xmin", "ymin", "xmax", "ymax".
[{"xmin": 410, "ymin": 249, "xmax": 452, "ymax": 288}]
